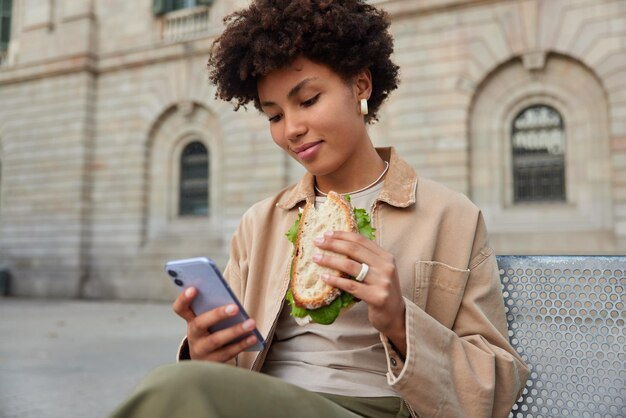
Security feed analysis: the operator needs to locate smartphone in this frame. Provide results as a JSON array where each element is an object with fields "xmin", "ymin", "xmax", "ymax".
[{"xmin": 165, "ymin": 257, "xmax": 265, "ymax": 352}]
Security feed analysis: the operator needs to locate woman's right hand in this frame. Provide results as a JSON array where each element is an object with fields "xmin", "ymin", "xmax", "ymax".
[{"xmin": 172, "ymin": 287, "xmax": 259, "ymax": 362}]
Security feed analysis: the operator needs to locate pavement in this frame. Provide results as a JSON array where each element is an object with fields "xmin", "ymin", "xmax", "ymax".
[{"xmin": 0, "ymin": 297, "xmax": 184, "ymax": 418}]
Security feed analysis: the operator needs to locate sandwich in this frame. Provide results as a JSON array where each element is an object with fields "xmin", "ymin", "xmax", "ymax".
[{"xmin": 285, "ymin": 191, "xmax": 375, "ymax": 325}]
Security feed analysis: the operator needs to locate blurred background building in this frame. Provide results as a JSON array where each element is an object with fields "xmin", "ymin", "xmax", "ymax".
[{"xmin": 0, "ymin": 0, "xmax": 624, "ymax": 300}]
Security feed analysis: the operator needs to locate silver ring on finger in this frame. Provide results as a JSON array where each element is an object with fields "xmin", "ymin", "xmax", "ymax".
[{"xmin": 355, "ymin": 263, "xmax": 369, "ymax": 283}]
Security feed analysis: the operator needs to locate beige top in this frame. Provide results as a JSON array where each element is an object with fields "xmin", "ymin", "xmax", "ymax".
[{"xmin": 261, "ymin": 183, "xmax": 398, "ymax": 397}]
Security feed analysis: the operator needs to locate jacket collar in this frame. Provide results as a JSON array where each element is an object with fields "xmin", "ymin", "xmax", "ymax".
[{"xmin": 276, "ymin": 147, "xmax": 418, "ymax": 210}]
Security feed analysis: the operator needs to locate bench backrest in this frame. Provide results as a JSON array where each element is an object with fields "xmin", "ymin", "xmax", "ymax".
[{"xmin": 496, "ymin": 255, "xmax": 625, "ymax": 418}]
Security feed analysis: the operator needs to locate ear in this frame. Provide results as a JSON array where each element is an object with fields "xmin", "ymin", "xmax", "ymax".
[{"xmin": 354, "ymin": 68, "xmax": 372, "ymax": 101}]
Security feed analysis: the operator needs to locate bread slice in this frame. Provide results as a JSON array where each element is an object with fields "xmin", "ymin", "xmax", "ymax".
[{"xmin": 291, "ymin": 191, "xmax": 357, "ymax": 310}]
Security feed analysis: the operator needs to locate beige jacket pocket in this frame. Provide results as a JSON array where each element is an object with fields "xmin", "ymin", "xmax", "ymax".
[{"xmin": 414, "ymin": 261, "xmax": 470, "ymax": 329}]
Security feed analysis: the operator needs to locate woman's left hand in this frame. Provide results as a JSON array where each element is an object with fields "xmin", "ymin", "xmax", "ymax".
[{"xmin": 313, "ymin": 230, "xmax": 407, "ymax": 355}]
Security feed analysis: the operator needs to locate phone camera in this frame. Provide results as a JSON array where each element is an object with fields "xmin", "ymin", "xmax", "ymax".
[
  {"xmin": 167, "ymin": 269, "xmax": 178, "ymax": 278},
  {"xmin": 174, "ymin": 279, "xmax": 184, "ymax": 287}
]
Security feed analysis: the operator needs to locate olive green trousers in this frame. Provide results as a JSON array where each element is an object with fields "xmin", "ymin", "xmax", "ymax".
[{"xmin": 109, "ymin": 361, "xmax": 410, "ymax": 418}]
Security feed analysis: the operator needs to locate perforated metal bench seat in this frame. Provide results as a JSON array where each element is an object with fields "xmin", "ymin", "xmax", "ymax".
[{"xmin": 496, "ymin": 256, "xmax": 625, "ymax": 418}]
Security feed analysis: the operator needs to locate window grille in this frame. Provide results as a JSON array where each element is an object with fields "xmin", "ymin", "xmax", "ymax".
[
  {"xmin": 179, "ymin": 141, "xmax": 209, "ymax": 216},
  {"xmin": 511, "ymin": 105, "xmax": 566, "ymax": 203}
]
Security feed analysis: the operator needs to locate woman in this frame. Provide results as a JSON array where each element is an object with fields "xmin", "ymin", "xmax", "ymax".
[{"xmin": 111, "ymin": 1, "xmax": 529, "ymax": 417}]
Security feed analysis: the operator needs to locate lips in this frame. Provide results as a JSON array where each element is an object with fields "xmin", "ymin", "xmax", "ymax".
[
  {"xmin": 293, "ymin": 141, "xmax": 322, "ymax": 154},
  {"xmin": 292, "ymin": 141, "xmax": 323, "ymax": 160}
]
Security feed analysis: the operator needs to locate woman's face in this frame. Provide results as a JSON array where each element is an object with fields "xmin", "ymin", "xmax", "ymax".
[{"xmin": 257, "ymin": 56, "xmax": 370, "ymax": 178}]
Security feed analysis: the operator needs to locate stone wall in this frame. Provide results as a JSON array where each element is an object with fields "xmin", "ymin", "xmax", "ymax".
[
  {"xmin": 0, "ymin": 0, "xmax": 624, "ymax": 299},
  {"xmin": 0, "ymin": 72, "xmax": 96, "ymax": 296},
  {"xmin": 370, "ymin": 0, "xmax": 626, "ymax": 254}
]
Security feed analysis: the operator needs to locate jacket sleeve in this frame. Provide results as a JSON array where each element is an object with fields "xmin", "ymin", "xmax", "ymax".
[{"xmin": 380, "ymin": 220, "xmax": 530, "ymax": 417}]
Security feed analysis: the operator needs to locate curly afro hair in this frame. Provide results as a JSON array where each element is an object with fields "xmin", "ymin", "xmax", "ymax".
[{"xmin": 208, "ymin": 0, "xmax": 400, "ymax": 123}]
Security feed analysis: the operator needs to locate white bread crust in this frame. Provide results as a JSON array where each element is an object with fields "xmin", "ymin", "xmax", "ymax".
[{"xmin": 291, "ymin": 192, "xmax": 357, "ymax": 310}]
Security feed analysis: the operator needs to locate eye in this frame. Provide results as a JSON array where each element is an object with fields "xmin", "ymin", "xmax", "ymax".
[
  {"xmin": 268, "ymin": 114, "xmax": 283, "ymax": 123},
  {"xmin": 301, "ymin": 94, "xmax": 320, "ymax": 108}
]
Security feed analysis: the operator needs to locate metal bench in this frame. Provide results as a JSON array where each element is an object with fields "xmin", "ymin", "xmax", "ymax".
[{"xmin": 496, "ymin": 256, "xmax": 625, "ymax": 418}]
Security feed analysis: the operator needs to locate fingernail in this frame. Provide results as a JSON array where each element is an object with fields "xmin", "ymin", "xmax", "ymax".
[
  {"xmin": 246, "ymin": 335, "xmax": 257, "ymax": 345},
  {"xmin": 314, "ymin": 237, "xmax": 324, "ymax": 245},
  {"xmin": 243, "ymin": 319, "xmax": 255, "ymax": 330},
  {"xmin": 225, "ymin": 304, "xmax": 238, "ymax": 315},
  {"xmin": 312, "ymin": 253, "xmax": 322, "ymax": 261},
  {"xmin": 321, "ymin": 273, "xmax": 330, "ymax": 282},
  {"xmin": 185, "ymin": 288, "xmax": 195, "ymax": 298},
  {"xmin": 324, "ymin": 230, "xmax": 334, "ymax": 237}
]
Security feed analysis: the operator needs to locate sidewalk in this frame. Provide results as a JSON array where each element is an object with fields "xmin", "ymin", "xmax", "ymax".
[{"xmin": 0, "ymin": 297, "xmax": 184, "ymax": 418}]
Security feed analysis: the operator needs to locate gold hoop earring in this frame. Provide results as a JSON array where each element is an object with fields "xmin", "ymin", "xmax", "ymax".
[{"xmin": 360, "ymin": 99, "xmax": 368, "ymax": 116}]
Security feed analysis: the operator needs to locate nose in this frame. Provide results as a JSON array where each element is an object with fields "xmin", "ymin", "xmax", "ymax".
[{"xmin": 284, "ymin": 111, "xmax": 307, "ymax": 142}]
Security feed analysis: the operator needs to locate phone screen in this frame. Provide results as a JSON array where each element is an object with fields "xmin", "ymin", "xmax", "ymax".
[{"xmin": 165, "ymin": 257, "xmax": 265, "ymax": 351}]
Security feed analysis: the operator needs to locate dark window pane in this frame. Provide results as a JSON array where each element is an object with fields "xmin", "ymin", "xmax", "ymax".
[
  {"xmin": 0, "ymin": 0, "xmax": 11, "ymax": 50},
  {"xmin": 171, "ymin": 0, "xmax": 196, "ymax": 11},
  {"xmin": 1, "ymin": 0, "xmax": 11, "ymax": 15},
  {"xmin": 511, "ymin": 105, "xmax": 566, "ymax": 203},
  {"xmin": 172, "ymin": 0, "xmax": 187, "ymax": 10},
  {"xmin": 1, "ymin": 18, "xmax": 10, "ymax": 45},
  {"xmin": 179, "ymin": 141, "xmax": 209, "ymax": 216},
  {"xmin": 152, "ymin": 0, "xmax": 166, "ymax": 15},
  {"xmin": 155, "ymin": 0, "xmax": 210, "ymax": 15}
]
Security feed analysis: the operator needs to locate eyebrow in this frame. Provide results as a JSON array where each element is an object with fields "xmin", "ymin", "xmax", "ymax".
[{"xmin": 260, "ymin": 77, "xmax": 319, "ymax": 107}]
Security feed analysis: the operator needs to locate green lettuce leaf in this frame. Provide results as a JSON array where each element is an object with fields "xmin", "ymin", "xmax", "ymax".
[
  {"xmin": 340, "ymin": 291, "xmax": 356, "ymax": 307},
  {"xmin": 284, "ymin": 199, "xmax": 375, "ymax": 325},
  {"xmin": 285, "ymin": 213, "xmax": 301, "ymax": 246},
  {"xmin": 354, "ymin": 208, "xmax": 375, "ymax": 241},
  {"xmin": 308, "ymin": 296, "xmax": 343, "ymax": 324},
  {"xmin": 285, "ymin": 288, "xmax": 308, "ymax": 318}
]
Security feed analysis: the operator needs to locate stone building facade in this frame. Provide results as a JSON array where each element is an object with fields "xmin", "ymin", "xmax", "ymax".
[{"xmin": 0, "ymin": 0, "xmax": 624, "ymax": 300}]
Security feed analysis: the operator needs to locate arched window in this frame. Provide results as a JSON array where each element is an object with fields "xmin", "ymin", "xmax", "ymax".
[
  {"xmin": 179, "ymin": 141, "xmax": 209, "ymax": 216},
  {"xmin": 511, "ymin": 105, "xmax": 566, "ymax": 203}
]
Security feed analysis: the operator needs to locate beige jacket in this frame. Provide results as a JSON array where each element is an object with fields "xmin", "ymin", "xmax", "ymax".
[{"xmin": 179, "ymin": 147, "xmax": 529, "ymax": 418}]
